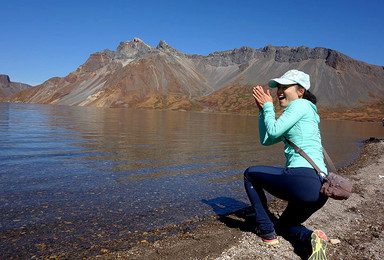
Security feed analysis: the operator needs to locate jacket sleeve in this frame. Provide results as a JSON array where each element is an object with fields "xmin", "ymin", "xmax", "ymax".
[
  {"xmin": 259, "ymin": 101, "xmax": 306, "ymax": 145},
  {"xmin": 258, "ymin": 103, "xmax": 282, "ymax": 146}
]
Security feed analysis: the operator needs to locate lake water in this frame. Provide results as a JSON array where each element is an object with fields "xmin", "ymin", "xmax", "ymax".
[{"xmin": 0, "ymin": 102, "xmax": 382, "ymax": 258}]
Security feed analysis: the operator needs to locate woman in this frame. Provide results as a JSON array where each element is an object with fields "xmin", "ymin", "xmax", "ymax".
[{"xmin": 244, "ymin": 70, "xmax": 328, "ymax": 259}]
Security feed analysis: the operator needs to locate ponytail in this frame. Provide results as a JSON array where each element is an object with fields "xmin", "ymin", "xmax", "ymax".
[{"xmin": 303, "ymin": 90, "xmax": 317, "ymax": 105}]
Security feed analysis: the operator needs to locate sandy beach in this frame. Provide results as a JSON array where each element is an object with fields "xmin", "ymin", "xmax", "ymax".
[{"xmin": 88, "ymin": 137, "xmax": 384, "ymax": 260}]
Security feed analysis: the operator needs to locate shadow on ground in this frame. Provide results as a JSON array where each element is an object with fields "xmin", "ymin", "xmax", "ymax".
[{"xmin": 203, "ymin": 196, "xmax": 311, "ymax": 259}]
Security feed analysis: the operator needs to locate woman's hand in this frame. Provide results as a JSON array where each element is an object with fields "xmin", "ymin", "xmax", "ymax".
[{"xmin": 252, "ymin": 86, "xmax": 273, "ymax": 110}]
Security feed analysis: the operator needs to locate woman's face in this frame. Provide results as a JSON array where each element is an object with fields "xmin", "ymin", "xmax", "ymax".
[{"xmin": 276, "ymin": 84, "xmax": 304, "ymax": 107}]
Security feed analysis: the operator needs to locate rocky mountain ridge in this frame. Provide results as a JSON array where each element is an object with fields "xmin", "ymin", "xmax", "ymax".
[
  {"xmin": 2, "ymin": 37, "xmax": 383, "ymax": 120},
  {"xmin": 0, "ymin": 74, "xmax": 31, "ymax": 98},
  {"xmin": 101, "ymin": 39, "xmax": 383, "ymax": 76}
]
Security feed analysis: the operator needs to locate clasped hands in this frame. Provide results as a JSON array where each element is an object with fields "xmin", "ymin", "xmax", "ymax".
[{"xmin": 252, "ymin": 85, "xmax": 273, "ymax": 110}]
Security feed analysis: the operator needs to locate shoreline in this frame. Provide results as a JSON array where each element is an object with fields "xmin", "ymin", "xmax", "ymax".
[
  {"xmin": 2, "ymin": 101, "xmax": 383, "ymax": 123},
  {"xmin": 90, "ymin": 137, "xmax": 384, "ymax": 260}
]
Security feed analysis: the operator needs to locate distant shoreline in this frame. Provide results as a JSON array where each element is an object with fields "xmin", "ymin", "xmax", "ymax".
[{"xmin": 2, "ymin": 100, "xmax": 383, "ymax": 123}]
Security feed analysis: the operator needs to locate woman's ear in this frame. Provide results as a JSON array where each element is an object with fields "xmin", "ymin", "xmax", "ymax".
[{"xmin": 298, "ymin": 86, "xmax": 305, "ymax": 98}]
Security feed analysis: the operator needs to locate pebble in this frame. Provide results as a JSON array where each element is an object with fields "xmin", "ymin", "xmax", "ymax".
[
  {"xmin": 100, "ymin": 248, "xmax": 110, "ymax": 254},
  {"xmin": 330, "ymin": 238, "xmax": 341, "ymax": 244}
]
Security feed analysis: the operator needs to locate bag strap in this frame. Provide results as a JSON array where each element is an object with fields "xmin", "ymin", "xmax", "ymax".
[
  {"xmin": 284, "ymin": 137, "xmax": 327, "ymax": 179},
  {"xmin": 322, "ymin": 147, "xmax": 337, "ymax": 173}
]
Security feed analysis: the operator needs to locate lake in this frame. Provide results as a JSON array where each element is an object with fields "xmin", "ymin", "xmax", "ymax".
[{"xmin": 0, "ymin": 102, "xmax": 382, "ymax": 258}]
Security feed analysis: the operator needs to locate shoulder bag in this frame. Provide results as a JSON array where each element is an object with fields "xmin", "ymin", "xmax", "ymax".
[{"xmin": 284, "ymin": 138, "xmax": 352, "ymax": 200}]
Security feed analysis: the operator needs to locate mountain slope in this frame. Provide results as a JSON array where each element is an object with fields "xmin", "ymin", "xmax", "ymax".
[
  {"xmin": 190, "ymin": 45, "xmax": 384, "ymax": 107},
  {"xmin": 3, "ymin": 38, "xmax": 384, "ymax": 117}
]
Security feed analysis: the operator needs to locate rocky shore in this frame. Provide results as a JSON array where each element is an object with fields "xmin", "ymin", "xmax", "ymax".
[{"xmin": 93, "ymin": 137, "xmax": 384, "ymax": 260}]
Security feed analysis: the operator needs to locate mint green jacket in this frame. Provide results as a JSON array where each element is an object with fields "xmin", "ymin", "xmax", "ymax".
[{"xmin": 259, "ymin": 99, "xmax": 328, "ymax": 174}]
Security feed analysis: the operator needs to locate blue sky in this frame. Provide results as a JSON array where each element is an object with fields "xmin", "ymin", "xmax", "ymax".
[{"xmin": 1, "ymin": 0, "xmax": 383, "ymax": 86}]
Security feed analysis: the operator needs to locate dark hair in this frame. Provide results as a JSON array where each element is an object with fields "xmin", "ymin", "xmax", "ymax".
[{"xmin": 302, "ymin": 89, "xmax": 317, "ymax": 105}]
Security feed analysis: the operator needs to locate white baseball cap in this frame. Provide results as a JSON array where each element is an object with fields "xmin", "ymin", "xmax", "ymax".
[{"xmin": 268, "ymin": 70, "xmax": 310, "ymax": 90}]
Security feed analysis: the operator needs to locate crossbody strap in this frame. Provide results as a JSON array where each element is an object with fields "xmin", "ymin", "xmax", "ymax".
[
  {"xmin": 322, "ymin": 147, "xmax": 337, "ymax": 173},
  {"xmin": 284, "ymin": 137, "xmax": 327, "ymax": 179}
]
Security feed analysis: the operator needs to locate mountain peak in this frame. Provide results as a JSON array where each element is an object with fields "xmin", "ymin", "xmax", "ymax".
[
  {"xmin": 0, "ymin": 74, "xmax": 11, "ymax": 85},
  {"xmin": 108, "ymin": 37, "xmax": 156, "ymax": 59},
  {"xmin": 0, "ymin": 74, "xmax": 31, "ymax": 98},
  {"xmin": 157, "ymin": 40, "xmax": 168, "ymax": 48},
  {"xmin": 122, "ymin": 37, "xmax": 151, "ymax": 48},
  {"xmin": 156, "ymin": 40, "xmax": 181, "ymax": 55},
  {"xmin": 100, "ymin": 38, "xmax": 183, "ymax": 60},
  {"xmin": 133, "ymin": 37, "xmax": 143, "ymax": 43}
]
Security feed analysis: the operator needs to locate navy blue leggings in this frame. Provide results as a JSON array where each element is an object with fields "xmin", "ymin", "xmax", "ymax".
[{"xmin": 244, "ymin": 166, "xmax": 327, "ymax": 243}]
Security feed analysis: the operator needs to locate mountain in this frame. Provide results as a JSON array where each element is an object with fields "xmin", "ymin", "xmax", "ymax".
[
  {"xmin": 2, "ymin": 38, "xmax": 384, "ymax": 120},
  {"xmin": 0, "ymin": 74, "xmax": 31, "ymax": 98}
]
